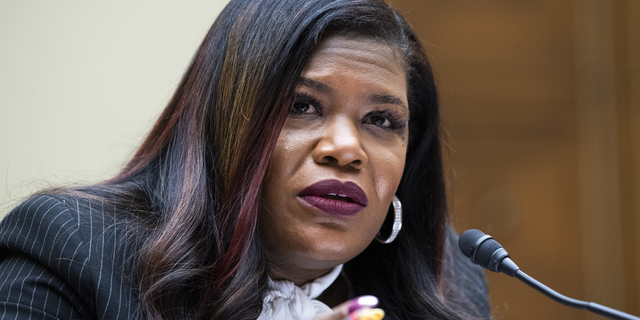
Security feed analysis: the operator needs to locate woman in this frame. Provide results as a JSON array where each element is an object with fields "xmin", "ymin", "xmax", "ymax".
[{"xmin": 0, "ymin": 0, "xmax": 490, "ymax": 319}]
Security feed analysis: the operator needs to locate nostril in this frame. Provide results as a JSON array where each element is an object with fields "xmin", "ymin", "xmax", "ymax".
[
  {"xmin": 320, "ymin": 155, "xmax": 338, "ymax": 164},
  {"xmin": 318, "ymin": 155, "xmax": 361, "ymax": 169},
  {"xmin": 312, "ymin": 134, "xmax": 367, "ymax": 168},
  {"xmin": 349, "ymin": 159, "xmax": 363, "ymax": 169}
]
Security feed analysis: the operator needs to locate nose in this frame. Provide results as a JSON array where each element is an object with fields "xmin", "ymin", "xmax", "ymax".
[{"xmin": 312, "ymin": 116, "xmax": 368, "ymax": 170}]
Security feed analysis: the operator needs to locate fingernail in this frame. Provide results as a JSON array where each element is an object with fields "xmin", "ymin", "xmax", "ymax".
[{"xmin": 347, "ymin": 295, "xmax": 379, "ymax": 313}]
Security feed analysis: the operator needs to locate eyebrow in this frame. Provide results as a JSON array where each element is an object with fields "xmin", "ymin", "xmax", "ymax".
[
  {"xmin": 298, "ymin": 77, "xmax": 335, "ymax": 96},
  {"xmin": 298, "ymin": 77, "xmax": 407, "ymax": 109},
  {"xmin": 367, "ymin": 94, "xmax": 407, "ymax": 109}
]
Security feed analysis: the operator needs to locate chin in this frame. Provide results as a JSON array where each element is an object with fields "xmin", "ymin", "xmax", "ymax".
[{"xmin": 295, "ymin": 237, "xmax": 369, "ymax": 270}]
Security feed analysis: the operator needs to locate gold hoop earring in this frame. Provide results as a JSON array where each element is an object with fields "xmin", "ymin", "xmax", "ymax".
[{"xmin": 376, "ymin": 195, "xmax": 402, "ymax": 244}]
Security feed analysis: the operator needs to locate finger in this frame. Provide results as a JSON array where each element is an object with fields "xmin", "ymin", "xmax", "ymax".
[
  {"xmin": 314, "ymin": 300, "xmax": 353, "ymax": 320},
  {"xmin": 345, "ymin": 296, "xmax": 379, "ymax": 314},
  {"xmin": 314, "ymin": 296, "xmax": 379, "ymax": 320},
  {"xmin": 314, "ymin": 305, "xmax": 349, "ymax": 320}
]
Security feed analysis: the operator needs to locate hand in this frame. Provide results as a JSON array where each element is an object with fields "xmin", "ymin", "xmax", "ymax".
[
  {"xmin": 313, "ymin": 299, "xmax": 351, "ymax": 320},
  {"xmin": 314, "ymin": 296, "xmax": 384, "ymax": 320}
]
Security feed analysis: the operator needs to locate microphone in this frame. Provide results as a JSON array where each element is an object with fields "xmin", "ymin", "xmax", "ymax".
[
  {"xmin": 458, "ymin": 229, "xmax": 520, "ymax": 276},
  {"xmin": 459, "ymin": 229, "xmax": 640, "ymax": 320}
]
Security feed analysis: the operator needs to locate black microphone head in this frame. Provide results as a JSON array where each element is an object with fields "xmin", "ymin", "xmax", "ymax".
[
  {"xmin": 459, "ymin": 229, "xmax": 505, "ymax": 268},
  {"xmin": 475, "ymin": 238, "xmax": 504, "ymax": 269},
  {"xmin": 459, "ymin": 229, "xmax": 520, "ymax": 276},
  {"xmin": 458, "ymin": 229, "xmax": 485, "ymax": 259}
]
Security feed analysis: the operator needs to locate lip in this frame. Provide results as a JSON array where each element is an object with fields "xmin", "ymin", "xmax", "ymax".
[{"xmin": 298, "ymin": 180, "xmax": 368, "ymax": 216}]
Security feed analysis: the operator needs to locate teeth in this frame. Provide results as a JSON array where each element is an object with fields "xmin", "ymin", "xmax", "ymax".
[{"xmin": 327, "ymin": 193, "xmax": 348, "ymax": 197}]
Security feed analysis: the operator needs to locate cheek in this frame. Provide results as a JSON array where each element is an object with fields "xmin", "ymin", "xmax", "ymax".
[
  {"xmin": 258, "ymin": 129, "xmax": 314, "ymax": 255},
  {"xmin": 258, "ymin": 172, "xmax": 301, "ymax": 260},
  {"xmin": 362, "ymin": 144, "xmax": 407, "ymax": 244},
  {"xmin": 265, "ymin": 127, "xmax": 309, "ymax": 181},
  {"xmin": 370, "ymin": 138, "xmax": 408, "ymax": 202}
]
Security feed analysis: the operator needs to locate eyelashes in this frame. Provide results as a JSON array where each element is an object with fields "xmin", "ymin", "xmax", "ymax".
[
  {"xmin": 290, "ymin": 93, "xmax": 322, "ymax": 116},
  {"xmin": 364, "ymin": 110, "xmax": 408, "ymax": 131},
  {"xmin": 289, "ymin": 93, "xmax": 408, "ymax": 132}
]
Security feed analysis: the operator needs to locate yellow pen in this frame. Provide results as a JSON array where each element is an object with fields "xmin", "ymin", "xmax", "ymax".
[{"xmin": 346, "ymin": 307, "xmax": 385, "ymax": 320}]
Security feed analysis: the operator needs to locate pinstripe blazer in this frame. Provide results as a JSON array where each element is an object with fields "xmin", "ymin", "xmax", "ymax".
[
  {"xmin": 0, "ymin": 194, "xmax": 491, "ymax": 320},
  {"xmin": 0, "ymin": 194, "xmax": 138, "ymax": 320}
]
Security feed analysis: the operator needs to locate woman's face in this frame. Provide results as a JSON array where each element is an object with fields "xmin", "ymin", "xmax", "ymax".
[{"xmin": 259, "ymin": 34, "xmax": 409, "ymax": 284}]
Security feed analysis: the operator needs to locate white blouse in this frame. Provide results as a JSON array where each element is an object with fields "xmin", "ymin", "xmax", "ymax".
[{"xmin": 257, "ymin": 265, "xmax": 343, "ymax": 320}]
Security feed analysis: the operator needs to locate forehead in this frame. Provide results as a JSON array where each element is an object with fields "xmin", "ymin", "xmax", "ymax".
[
  {"xmin": 300, "ymin": 35, "xmax": 408, "ymax": 100},
  {"xmin": 306, "ymin": 35, "xmax": 405, "ymax": 74}
]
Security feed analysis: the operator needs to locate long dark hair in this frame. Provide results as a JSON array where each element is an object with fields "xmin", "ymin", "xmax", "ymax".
[{"xmin": 56, "ymin": 0, "xmax": 488, "ymax": 319}]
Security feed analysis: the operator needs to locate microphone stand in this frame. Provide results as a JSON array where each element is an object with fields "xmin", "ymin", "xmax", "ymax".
[{"xmin": 514, "ymin": 270, "xmax": 640, "ymax": 320}]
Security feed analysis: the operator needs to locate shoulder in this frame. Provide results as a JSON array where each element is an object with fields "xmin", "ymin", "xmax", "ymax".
[
  {"xmin": 0, "ymin": 193, "xmax": 138, "ymax": 319},
  {"xmin": 0, "ymin": 194, "xmax": 118, "ymax": 265},
  {"xmin": 0, "ymin": 194, "xmax": 82, "ymax": 262}
]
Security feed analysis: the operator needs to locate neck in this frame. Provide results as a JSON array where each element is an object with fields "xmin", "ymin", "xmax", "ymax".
[
  {"xmin": 315, "ymin": 274, "xmax": 349, "ymax": 308},
  {"xmin": 269, "ymin": 263, "xmax": 334, "ymax": 287}
]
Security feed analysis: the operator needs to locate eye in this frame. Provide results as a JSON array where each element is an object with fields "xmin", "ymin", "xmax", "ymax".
[
  {"xmin": 290, "ymin": 102, "xmax": 317, "ymax": 115},
  {"xmin": 364, "ymin": 110, "xmax": 407, "ymax": 131},
  {"xmin": 290, "ymin": 93, "xmax": 322, "ymax": 116},
  {"xmin": 367, "ymin": 114, "xmax": 391, "ymax": 128}
]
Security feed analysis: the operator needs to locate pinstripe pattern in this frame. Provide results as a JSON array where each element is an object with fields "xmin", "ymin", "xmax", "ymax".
[
  {"xmin": 0, "ymin": 195, "xmax": 491, "ymax": 320},
  {"xmin": 0, "ymin": 195, "xmax": 137, "ymax": 319}
]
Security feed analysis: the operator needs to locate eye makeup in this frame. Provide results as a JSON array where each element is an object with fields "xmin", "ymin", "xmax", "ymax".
[
  {"xmin": 365, "ymin": 109, "xmax": 408, "ymax": 132},
  {"xmin": 291, "ymin": 91, "xmax": 407, "ymax": 131},
  {"xmin": 290, "ymin": 93, "xmax": 323, "ymax": 116}
]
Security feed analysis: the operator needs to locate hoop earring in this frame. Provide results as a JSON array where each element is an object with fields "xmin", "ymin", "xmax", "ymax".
[{"xmin": 376, "ymin": 195, "xmax": 402, "ymax": 244}]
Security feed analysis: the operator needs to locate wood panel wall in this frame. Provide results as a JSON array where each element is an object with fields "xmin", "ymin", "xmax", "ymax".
[{"xmin": 387, "ymin": 1, "xmax": 640, "ymax": 319}]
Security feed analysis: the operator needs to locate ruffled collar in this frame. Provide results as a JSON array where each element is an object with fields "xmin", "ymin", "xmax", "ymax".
[{"xmin": 257, "ymin": 264, "xmax": 343, "ymax": 320}]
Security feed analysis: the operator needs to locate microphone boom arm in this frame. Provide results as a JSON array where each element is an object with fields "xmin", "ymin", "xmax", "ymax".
[
  {"xmin": 514, "ymin": 269, "xmax": 639, "ymax": 320},
  {"xmin": 459, "ymin": 229, "xmax": 640, "ymax": 320}
]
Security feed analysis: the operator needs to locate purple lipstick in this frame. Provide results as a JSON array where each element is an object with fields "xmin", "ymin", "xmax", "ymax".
[{"xmin": 298, "ymin": 180, "xmax": 368, "ymax": 216}]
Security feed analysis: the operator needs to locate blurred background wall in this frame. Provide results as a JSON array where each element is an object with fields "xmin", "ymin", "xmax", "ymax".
[
  {"xmin": 388, "ymin": 0, "xmax": 639, "ymax": 319},
  {"xmin": 0, "ymin": 1, "xmax": 228, "ymax": 214},
  {"xmin": 1, "ymin": 1, "xmax": 638, "ymax": 320}
]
